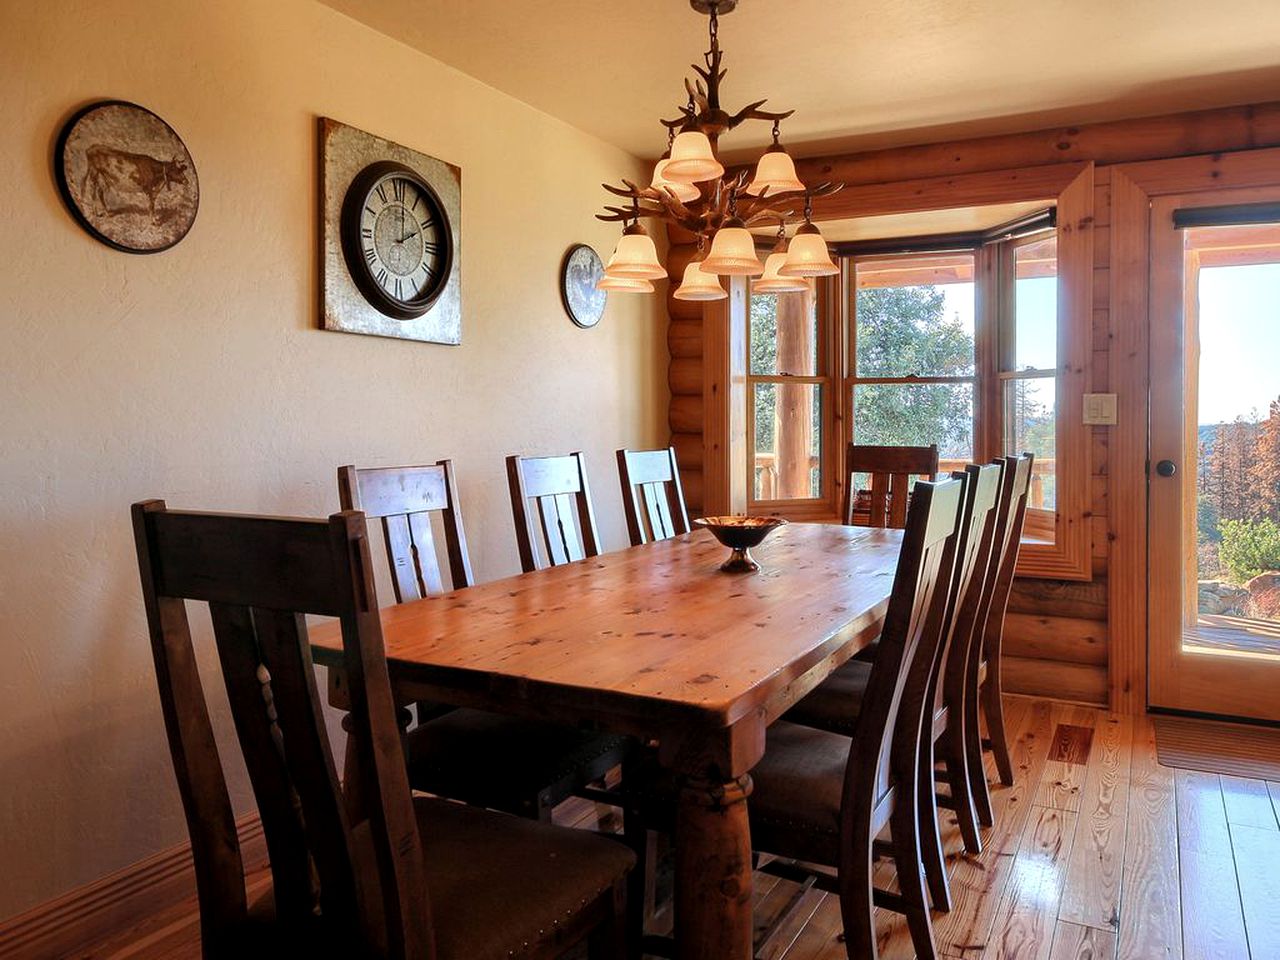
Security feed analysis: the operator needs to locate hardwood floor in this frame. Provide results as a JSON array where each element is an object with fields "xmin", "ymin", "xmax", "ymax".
[{"xmin": 72, "ymin": 697, "xmax": 1279, "ymax": 960}]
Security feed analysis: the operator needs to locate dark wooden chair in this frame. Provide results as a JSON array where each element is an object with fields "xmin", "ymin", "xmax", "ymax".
[
  {"xmin": 844, "ymin": 443, "xmax": 939, "ymax": 528},
  {"xmin": 785, "ymin": 464, "xmax": 1001, "ymax": 913},
  {"xmin": 507, "ymin": 452, "xmax": 602, "ymax": 572},
  {"xmin": 970, "ymin": 453, "xmax": 1034, "ymax": 823},
  {"xmin": 746, "ymin": 476, "xmax": 966, "ymax": 960},
  {"xmin": 131, "ymin": 500, "xmax": 633, "ymax": 960},
  {"xmin": 338, "ymin": 461, "xmax": 635, "ymax": 823},
  {"xmin": 616, "ymin": 447, "xmax": 691, "ymax": 546}
]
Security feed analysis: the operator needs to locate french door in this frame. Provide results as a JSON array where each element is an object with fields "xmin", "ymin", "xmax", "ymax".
[{"xmin": 1147, "ymin": 187, "xmax": 1280, "ymax": 722}]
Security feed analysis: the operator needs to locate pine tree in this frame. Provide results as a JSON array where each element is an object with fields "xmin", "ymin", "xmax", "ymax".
[{"xmin": 1249, "ymin": 397, "xmax": 1280, "ymax": 521}]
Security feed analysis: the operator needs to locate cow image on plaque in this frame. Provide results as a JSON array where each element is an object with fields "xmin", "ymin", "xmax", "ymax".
[{"xmin": 55, "ymin": 100, "xmax": 199, "ymax": 254}]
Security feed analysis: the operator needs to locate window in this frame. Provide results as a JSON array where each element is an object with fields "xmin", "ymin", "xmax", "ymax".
[
  {"xmin": 747, "ymin": 283, "xmax": 830, "ymax": 509},
  {"xmin": 1002, "ymin": 235, "xmax": 1059, "ymax": 539},
  {"xmin": 849, "ymin": 253, "xmax": 977, "ymax": 473},
  {"xmin": 740, "ymin": 216, "xmax": 1081, "ymax": 576}
]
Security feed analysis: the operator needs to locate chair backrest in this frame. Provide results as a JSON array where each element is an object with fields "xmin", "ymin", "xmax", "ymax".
[
  {"xmin": 616, "ymin": 446, "xmax": 691, "ymax": 546},
  {"xmin": 934, "ymin": 462, "xmax": 1004, "ymax": 719},
  {"xmin": 980, "ymin": 453, "xmax": 1035, "ymax": 667},
  {"xmin": 132, "ymin": 501, "xmax": 432, "ymax": 960},
  {"xmin": 843, "ymin": 443, "xmax": 940, "ymax": 528},
  {"xmin": 506, "ymin": 452, "xmax": 602, "ymax": 572},
  {"xmin": 841, "ymin": 475, "xmax": 964, "ymax": 832},
  {"xmin": 338, "ymin": 461, "xmax": 474, "ymax": 600}
]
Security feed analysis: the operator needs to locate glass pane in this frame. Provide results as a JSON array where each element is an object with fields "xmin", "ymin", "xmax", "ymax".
[
  {"xmin": 750, "ymin": 287, "xmax": 817, "ymax": 376},
  {"xmin": 1003, "ymin": 376, "xmax": 1057, "ymax": 510},
  {"xmin": 852, "ymin": 382, "xmax": 973, "ymax": 462},
  {"xmin": 754, "ymin": 382, "xmax": 822, "ymax": 500},
  {"xmin": 1185, "ymin": 223, "xmax": 1280, "ymax": 660},
  {"xmin": 854, "ymin": 254, "xmax": 975, "ymax": 378},
  {"xmin": 1013, "ymin": 235, "xmax": 1058, "ymax": 371}
]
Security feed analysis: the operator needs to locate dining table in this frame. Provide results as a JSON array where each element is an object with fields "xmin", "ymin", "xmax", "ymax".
[{"xmin": 310, "ymin": 521, "xmax": 903, "ymax": 960}]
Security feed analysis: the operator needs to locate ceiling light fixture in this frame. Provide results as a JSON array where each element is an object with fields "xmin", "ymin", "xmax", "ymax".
[{"xmin": 598, "ymin": 0, "xmax": 842, "ymax": 290}]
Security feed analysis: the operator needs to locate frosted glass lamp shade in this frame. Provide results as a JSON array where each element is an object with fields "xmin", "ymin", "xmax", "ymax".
[
  {"xmin": 604, "ymin": 224, "xmax": 667, "ymax": 280},
  {"xmin": 673, "ymin": 259, "xmax": 728, "ymax": 301},
  {"xmin": 779, "ymin": 222, "xmax": 838, "ymax": 277},
  {"xmin": 701, "ymin": 219, "xmax": 764, "ymax": 276},
  {"xmin": 596, "ymin": 273, "xmax": 654, "ymax": 292},
  {"xmin": 651, "ymin": 158, "xmax": 701, "ymax": 203},
  {"xmin": 663, "ymin": 131, "xmax": 725, "ymax": 183},
  {"xmin": 746, "ymin": 145, "xmax": 806, "ymax": 197},
  {"xmin": 753, "ymin": 251, "xmax": 811, "ymax": 293}
]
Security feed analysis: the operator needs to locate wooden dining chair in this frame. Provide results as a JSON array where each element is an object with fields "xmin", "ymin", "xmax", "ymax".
[
  {"xmin": 746, "ymin": 476, "xmax": 966, "ymax": 960},
  {"xmin": 507, "ymin": 451, "xmax": 603, "ymax": 571},
  {"xmin": 616, "ymin": 447, "xmax": 690, "ymax": 546},
  {"xmin": 843, "ymin": 443, "xmax": 939, "ymax": 528},
  {"xmin": 784, "ymin": 464, "xmax": 1000, "ymax": 912},
  {"xmin": 969, "ymin": 453, "xmax": 1034, "ymax": 823},
  {"xmin": 339, "ymin": 461, "xmax": 634, "ymax": 822},
  {"xmin": 131, "ymin": 500, "xmax": 633, "ymax": 960}
]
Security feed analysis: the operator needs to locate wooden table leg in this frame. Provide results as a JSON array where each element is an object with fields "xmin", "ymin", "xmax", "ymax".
[{"xmin": 674, "ymin": 774, "xmax": 754, "ymax": 960}]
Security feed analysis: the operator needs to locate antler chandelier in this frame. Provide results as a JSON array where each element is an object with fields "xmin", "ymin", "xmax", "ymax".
[{"xmin": 596, "ymin": 0, "xmax": 843, "ymax": 301}]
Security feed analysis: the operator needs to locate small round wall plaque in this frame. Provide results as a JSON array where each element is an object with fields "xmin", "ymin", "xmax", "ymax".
[
  {"xmin": 55, "ymin": 100, "xmax": 199, "ymax": 254},
  {"xmin": 560, "ymin": 244, "xmax": 607, "ymax": 328}
]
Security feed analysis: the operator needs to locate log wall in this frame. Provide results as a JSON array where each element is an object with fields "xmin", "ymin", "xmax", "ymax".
[{"xmin": 663, "ymin": 100, "xmax": 1280, "ymax": 709}]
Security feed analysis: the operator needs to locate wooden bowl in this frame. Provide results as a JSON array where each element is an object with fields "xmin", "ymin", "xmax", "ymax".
[{"xmin": 693, "ymin": 516, "xmax": 788, "ymax": 572}]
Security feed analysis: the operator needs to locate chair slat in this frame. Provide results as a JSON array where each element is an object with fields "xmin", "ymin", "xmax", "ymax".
[
  {"xmin": 889, "ymin": 472, "xmax": 910, "ymax": 528},
  {"xmin": 209, "ymin": 601, "xmax": 316, "ymax": 921},
  {"xmin": 869, "ymin": 472, "xmax": 890, "ymax": 527},
  {"xmin": 406, "ymin": 511, "xmax": 445, "ymax": 596},
  {"xmin": 251, "ymin": 607, "xmax": 361, "ymax": 928},
  {"xmin": 644, "ymin": 482, "xmax": 675, "ymax": 540},
  {"xmin": 382, "ymin": 513, "xmax": 424, "ymax": 603}
]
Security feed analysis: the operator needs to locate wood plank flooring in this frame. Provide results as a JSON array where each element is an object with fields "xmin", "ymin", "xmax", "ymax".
[{"xmin": 73, "ymin": 698, "xmax": 1279, "ymax": 960}]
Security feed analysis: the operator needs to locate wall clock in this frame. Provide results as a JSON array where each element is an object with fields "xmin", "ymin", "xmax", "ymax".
[
  {"xmin": 320, "ymin": 118, "xmax": 462, "ymax": 344},
  {"xmin": 560, "ymin": 244, "xmax": 607, "ymax": 329},
  {"xmin": 55, "ymin": 100, "xmax": 199, "ymax": 254}
]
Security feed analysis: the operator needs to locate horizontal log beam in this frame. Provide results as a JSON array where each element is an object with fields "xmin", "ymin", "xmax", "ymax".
[
  {"xmin": 788, "ymin": 101, "xmax": 1280, "ymax": 188},
  {"xmin": 1004, "ymin": 613, "xmax": 1109, "ymax": 666},
  {"xmin": 1002, "ymin": 656, "xmax": 1107, "ymax": 706},
  {"xmin": 669, "ymin": 358, "xmax": 703, "ymax": 396},
  {"xmin": 670, "ymin": 394, "xmax": 704, "ymax": 434},
  {"xmin": 1008, "ymin": 577, "xmax": 1108, "ymax": 621}
]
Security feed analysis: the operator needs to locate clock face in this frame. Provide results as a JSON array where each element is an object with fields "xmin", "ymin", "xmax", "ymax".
[{"xmin": 340, "ymin": 162, "xmax": 452, "ymax": 319}]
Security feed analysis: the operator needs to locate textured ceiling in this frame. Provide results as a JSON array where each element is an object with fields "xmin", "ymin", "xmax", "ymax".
[{"xmin": 321, "ymin": 0, "xmax": 1280, "ymax": 161}]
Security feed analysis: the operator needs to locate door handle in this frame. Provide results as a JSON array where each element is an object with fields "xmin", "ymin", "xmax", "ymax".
[{"xmin": 1155, "ymin": 459, "xmax": 1177, "ymax": 477}]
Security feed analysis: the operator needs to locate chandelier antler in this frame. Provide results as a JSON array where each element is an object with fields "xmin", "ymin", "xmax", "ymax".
[{"xmin": 596, "ymin": 0, "xmax": 842, "ymax": 295}]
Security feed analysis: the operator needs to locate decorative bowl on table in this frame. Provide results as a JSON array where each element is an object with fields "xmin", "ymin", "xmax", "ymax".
[{"xmin": 693, "ymin": 516, "xmax": 788, "ymax": 573}]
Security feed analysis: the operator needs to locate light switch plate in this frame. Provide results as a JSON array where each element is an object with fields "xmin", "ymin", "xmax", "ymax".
[{"xmin": 1083, "ymin": 393, "xmax": 1117, "ymax": 425}]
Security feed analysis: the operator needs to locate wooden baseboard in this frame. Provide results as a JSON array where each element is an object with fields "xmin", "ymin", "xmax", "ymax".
[{"xmin": 0, "ymin": 813, "xmax": 266, "ymax": 960}]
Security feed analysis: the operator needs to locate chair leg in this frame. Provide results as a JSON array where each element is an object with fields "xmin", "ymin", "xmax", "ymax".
[
  {"xmin": 890, "ymin": 795, "xmax": 939, "ymax": 960},
  {"xmin": 588, "ymin": 877, "xmax": 629, "ymax": 960},
  {"xmin": 982, "ymin": 676, "xmax": 1015, "ymax": 787},
  {"xmin": 917, "ymin": 735, "xmax": 953, "ymax": 912},
  {"xmin": 622, "ymin": 812, "xmax": 649, "ymax": 959},
  {"xmin": 836, "ymin": 822, "xmax": 878, "ymax": 960},
  {"xmin": 940, "ymin": 723, "xmax": 983, "ymax": 854},
  {"xmin": 964, "ymin": 669, "xmax": 995, "ymax": 827}
]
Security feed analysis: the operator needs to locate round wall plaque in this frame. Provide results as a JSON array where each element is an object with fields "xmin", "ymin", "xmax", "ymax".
[
  {"xmin": 560, "ymin": 244, "xmax": 607, "ymax": 328},
  {"xmin": 55, "ymin": 100, "xmax": 199, "ymax": 254}
]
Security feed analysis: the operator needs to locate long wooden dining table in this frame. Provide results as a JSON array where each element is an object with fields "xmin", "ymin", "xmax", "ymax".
[{"xmin": 310, "ymin": 521, "xmax": 903, "ymax": 960}]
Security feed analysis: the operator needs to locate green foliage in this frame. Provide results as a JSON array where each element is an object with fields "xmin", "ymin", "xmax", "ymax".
[
  {"xmin": 1217, "ymin": 517, "xmax": 1280, "ymax": 583},
  {"xmin": 853, "ymin": 285, "xmax": 974, "ymax": 457}
]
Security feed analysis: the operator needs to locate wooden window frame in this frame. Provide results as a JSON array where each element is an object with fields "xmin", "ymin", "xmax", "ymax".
[
  {"xmin": 745, "ymin": 277, "xmax": 842, "ymax": 520},
  {"xmin": 846, "ymin": 249, "xmax": 981, "ymax": 476},
  {"xmin": 707, "ymin": 162, "xmax": 1095, "ymax": 580}
]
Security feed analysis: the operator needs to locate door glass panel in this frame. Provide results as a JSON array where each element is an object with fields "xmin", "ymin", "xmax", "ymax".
[
  {"xmin": 1184, "ymin": 223, "xmax": 1280, "ymax": 661},
  {"xmin": 753, "ymin": 382, "xmax": 822, "ymax": 500}
]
